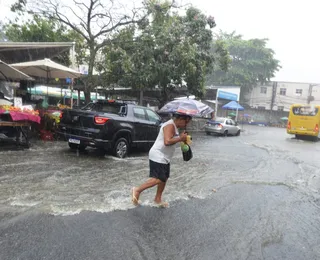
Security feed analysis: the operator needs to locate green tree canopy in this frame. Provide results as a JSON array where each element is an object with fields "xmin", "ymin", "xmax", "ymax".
[
  {"xmin": 4, "ymin": 15, "xmax": 86, "ymax": 66},
  {"xmin": 10, "ymin": 0, "xmax": 148, "ymax": 102},
  {"xmin": 207, "ymin": 31, "xmax": 281, "ymax": 100},
  {"xmin": 101, "ymin": 3, "xmax": 229, "ymax": 105}
]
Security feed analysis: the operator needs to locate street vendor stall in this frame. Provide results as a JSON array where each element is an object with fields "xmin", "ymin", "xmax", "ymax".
[
  {"xmin": 0, "ymin": 106, "xmax": 40, "ymax": 148},
  {"xmin": 0, "ymin": 60, "xmax": 38, "ymax": 148},
  {"xmin": 10, "ymin": 58, "xmax": 82, "ymax": 141},
  {"xmin": 11, "ymin": 58, "xmax": 82, "ymax": 109}
]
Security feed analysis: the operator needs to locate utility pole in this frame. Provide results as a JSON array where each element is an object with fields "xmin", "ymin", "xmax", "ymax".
[
  {"xmin": 307, "ymin": 84, "xmax": 314, "ymax": 104},
  {"xmin": 215, "ymin": 89, "xmax": 219, "ymax": 117},
  {"xmin": 270, "ymin": 82, "xmax": 277, "ymax": 110}
]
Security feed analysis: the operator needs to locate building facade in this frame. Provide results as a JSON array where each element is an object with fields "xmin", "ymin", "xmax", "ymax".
[{"xmin": 246, "ymin": 81, "xmax": 320, "ymax": 112}]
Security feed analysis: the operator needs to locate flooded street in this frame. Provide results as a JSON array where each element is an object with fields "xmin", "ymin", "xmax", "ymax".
[{"xmin": 1, "ymin": 125, "xmax": 320, "ymax": 260}]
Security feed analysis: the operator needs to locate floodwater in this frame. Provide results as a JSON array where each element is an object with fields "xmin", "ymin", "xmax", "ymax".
[{"xmin": 0, "ymin": 126, "xmax": 320, "ymax": 260}]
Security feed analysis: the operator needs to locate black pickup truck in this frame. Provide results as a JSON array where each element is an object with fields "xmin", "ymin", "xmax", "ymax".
[{"xmin": 57, "ymin": 100, "xmax": 162, "ymax": 158}]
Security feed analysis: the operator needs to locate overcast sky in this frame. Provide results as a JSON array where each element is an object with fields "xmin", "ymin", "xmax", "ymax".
[{"xmin": 1, "ymin": 0, "xmax": 319, "ymax": 83}]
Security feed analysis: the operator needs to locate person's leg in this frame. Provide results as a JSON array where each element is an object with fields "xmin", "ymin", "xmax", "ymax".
[
  {"xmin": 132, "ymin": 178, "xmax": 162, "ymax": 205},
  {"xmin": 154, "ymin": 162, "xmax": 170, "ymax": 206},
  {"xmin": 154, "ymin": 181, "xmax": 166, "ymax": 204}
]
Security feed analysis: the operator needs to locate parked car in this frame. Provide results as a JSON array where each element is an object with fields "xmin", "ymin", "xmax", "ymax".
[
  {"xmin": 205, "ymin": 117, "xmax": 241, "ymax": 136},
  {"xmin": 57, "ymin": 100, "xmax": 162, "ymax": 158}
]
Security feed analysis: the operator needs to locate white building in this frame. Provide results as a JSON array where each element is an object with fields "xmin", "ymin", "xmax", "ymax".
[{"xmin": 246, "ymin": 81, "xmax": 320, "ymax": 112}]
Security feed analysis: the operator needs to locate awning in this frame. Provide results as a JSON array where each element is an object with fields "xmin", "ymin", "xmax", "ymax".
[
  {"xmin": 0, "ymin": 60, "xmax": 34, "ymax": 81},
  {"xmin": 0, "ymin": 42, "xmax": 74, "ymax": 64},
  {"xmin": 222, "ymin": 101, "xmax": 244, "ymax": 111},
  {"xmin": 11, "ymin": 58, "xmax": 82, "ymax": 79}
]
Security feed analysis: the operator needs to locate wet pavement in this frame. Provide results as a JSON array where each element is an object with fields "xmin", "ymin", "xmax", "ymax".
[{"xmin": 0, "ymin": 125, "xmax": 320, "ymax": 260}]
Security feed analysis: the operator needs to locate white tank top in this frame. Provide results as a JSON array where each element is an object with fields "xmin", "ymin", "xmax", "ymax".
[{"xmin": 149, "ymin": 119, "xmax": 179, "ymax": 164}]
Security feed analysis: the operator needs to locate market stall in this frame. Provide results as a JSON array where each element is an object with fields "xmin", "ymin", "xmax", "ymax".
[
  {"xmin": 11, "ymin": 58, "xmax": 82, "ymax": 108},
  {"xmin": 0, "ymin": 60, "xmax": 38, "ymax": 148},
  {"xmin": 0, "ymin": 106, "xmax": 40, "ymax": 148},
  {"xmin": 10, "ymin": 58, "xmax": 82, "ymax": 140}
]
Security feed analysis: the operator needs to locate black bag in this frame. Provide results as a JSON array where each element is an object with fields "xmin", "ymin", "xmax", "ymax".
[{"xmin": 182, "ymin": 144, "xmax": 193, "ymax": 161}]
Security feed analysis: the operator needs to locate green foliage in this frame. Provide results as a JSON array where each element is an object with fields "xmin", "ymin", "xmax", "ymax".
[
  {"xmin": 0, "ymin": 22, "xmax": 8, "ymax": 42},
  {"xmin": 207, "ymin": 31, "xmax": 281, "ymax": 96},
  {"xmin": 8, "ymin": 0, "xmax": 229, "ymax": 104},
  {"xmin": 102, "ymin": 2, "xmax": 229, "ymax": 104},
  {"xmin": 9, "ymin": 0, "xmax": 148, "ymax": 102},
  {"xmin": 4, "ymin": 15, "xmax": 86, "ymax": 66}
]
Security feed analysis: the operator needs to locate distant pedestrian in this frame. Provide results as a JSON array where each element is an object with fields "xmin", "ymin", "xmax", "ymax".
[{"xmin": 132, "ymin": 113, "xmax": 192, "ymax": 207}]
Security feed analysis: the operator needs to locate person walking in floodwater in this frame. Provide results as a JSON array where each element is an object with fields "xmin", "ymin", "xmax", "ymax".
[{"xmin": 132, "ymin": 113, "xmax": 192, "ymax": 207}]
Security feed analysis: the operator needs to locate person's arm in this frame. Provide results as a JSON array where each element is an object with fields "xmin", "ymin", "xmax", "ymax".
[{"xmin": 163, "ymin": 124, "xmax": 187, "ymax": 146}]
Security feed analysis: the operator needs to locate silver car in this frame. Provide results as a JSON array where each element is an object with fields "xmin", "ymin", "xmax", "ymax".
[{"xmin": 205, "ymin": 117, "xmax": 241, "ymax": 136}]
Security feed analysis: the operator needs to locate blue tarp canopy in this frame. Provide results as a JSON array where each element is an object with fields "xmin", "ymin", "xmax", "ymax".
[{"xmin": 222, "ymin": 101, "xmax": 244, "ymax": 111}]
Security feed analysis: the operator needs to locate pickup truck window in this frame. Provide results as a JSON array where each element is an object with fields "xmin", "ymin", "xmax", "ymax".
[
  {"xmin": 82, "ymin": 102, "xmax": 122, "ymax": 114},
  {"xmin": 133, "ymin": 107, "xmax": 147, "ymax": 120},
  {"xmin": 146, "ymin": 109, "xmax": 160, "ymax": 123},
  {"xmin": 99, "ymin": 104, "xmax": 122, "ymax": 114},
  {"xmin": 82, "ymin": 102, "xmax": 96, "ymax": 110}
]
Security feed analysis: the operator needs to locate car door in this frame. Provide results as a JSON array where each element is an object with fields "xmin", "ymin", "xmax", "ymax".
[
  {"xmin": 145, "ymin": 109, "xmax": 162, "ymax": 141},
  {"xmin": 225, "ymin": 119, "xmax": 234, "ymax": 134},
  {"xmin": 228, "ymin": 119, "xmax": 237, "ymax": 135},
  {"xmin": 132, "ymin": 107, "xmax": 150, "ymax": 142}
]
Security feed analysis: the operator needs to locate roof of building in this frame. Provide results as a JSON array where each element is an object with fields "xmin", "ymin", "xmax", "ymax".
[{"xmin": 0, "ymin": 42, "xmax": 74, "ymax": 64}]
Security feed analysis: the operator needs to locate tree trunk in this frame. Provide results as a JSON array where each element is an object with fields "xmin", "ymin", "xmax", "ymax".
[
  {"xmin": 139, "ymin": 89, "xmax": 143, "ymax": 106},
  {"xmin": 84, "ymin": 46, "xmax": 97, "ymax": 104},
  {"xmin": 159, "ymin": 86, "xmax": 169, "ymax": 108},
  {"xmin": 84, "ymin": 86, "xmax": 91, "ymax": 104}
]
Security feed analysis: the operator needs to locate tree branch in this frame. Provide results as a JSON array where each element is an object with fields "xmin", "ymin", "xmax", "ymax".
[
  {"xmin": 86, "ymin": 0, "xmax": 96, "ymax": 39},
  {"xmin": 53, "ymin": 10, "xmax": 90, "ymax": 42},
  {"xmin": 95, "ymin": 14, "xmax": 147, "ymax": 50},
  {"xmin": 64, "ymin": 4, "xmax": 88, "ymax": 32},
  {"xmin": 25, "ymin": 0, "xmax": 89, "ymax": 43}
]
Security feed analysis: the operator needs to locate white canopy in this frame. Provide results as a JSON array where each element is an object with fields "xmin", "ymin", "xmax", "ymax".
[
  {"xmin": 11, "ymin": 58, "xmax": 82, "ymax": 79},
  {"xmin": 0, "ymin": 99, "xmax": 13, "ymax": 106},
  {"xmin": 0, "ymin": 60, "xmax": 34, "ymax": 81}
]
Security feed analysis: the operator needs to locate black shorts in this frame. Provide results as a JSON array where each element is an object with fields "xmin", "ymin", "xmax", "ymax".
[{"xmin": 149, "ymin": 160, "xmax": 170, "ymax": 182}]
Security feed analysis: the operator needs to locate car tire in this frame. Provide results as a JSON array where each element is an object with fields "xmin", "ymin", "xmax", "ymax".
[
  {"xmin": 113, "ymin": 137, "xmax": 129, "ymax": 158},
  {"xmin": 206, "ymin": 132, "xmax": 210, "ymax": 135},
  {"xmin": 236, "ymin": 130, "xmax": 240, "ymax": 136},
  {"xmin": 68, "ymin": 142, "xmax": 86, "ymax": 151},
  {"xmin": 223, "ymin": 130, "xmax": 228, "ymax": 137}
]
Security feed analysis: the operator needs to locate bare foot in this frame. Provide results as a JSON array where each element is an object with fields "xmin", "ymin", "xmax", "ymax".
[
  {"xmin": 132, "ymin": 187, "xmax": 140, "ymax": 206},
  {"xmin": 154, "ymin": 200, "xmax": 169, "ymax": 208}
]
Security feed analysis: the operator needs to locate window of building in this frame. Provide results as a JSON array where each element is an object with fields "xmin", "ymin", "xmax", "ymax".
[
  {"xmin": 280, "ymin": 88, "xmax": 286, "ymax": 96},
  {"xmin": 296, "ymin": 89, "xmax": 303, "ymax": 95},
  {"xmin": 260, "ymin": 87, "xmax": 267, "ymax": 94},
  {"xmin": 278, "ymin": 106, "xmax": 284, "ymax": 111},
  {"xmin": 257, "ymin": 106, "xmax": 266, "ymax": 110}
]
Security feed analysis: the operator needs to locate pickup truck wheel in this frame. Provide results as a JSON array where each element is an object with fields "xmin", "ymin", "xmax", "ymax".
[
  {"xmin": 113, "ymin": 138, "xmax": 129, "ymax": 158},
  {"xmin": 68, "ymin": 142, "xmax": 86, "ymax": 151}
]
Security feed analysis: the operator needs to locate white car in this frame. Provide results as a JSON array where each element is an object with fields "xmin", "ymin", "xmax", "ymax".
[{"xmin": 205, "ymin": 117, "xmax": 241, "ymax": 136}]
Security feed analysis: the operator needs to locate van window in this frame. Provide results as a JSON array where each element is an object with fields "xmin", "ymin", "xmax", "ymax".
[{"xmin": 292, "ymin": 106, "xmax": 318, "ymax": 116}]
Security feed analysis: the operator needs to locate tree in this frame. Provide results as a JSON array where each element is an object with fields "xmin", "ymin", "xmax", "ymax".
[
  {"xmin": 0, "ymin": 22, "xmax": 8, "ymax": 42},
  {"xmin": 100, "ymin": 3, "xmax": 229, "ymax": 105},
  {"xmin": 207, "ymin": 31, "xmax": 281, "ymax": 100},
  {"xmin": 4, "ymin": 15, "xmax": 85, "ymax": 66},
  {"xmin": 11, "ymin": 0, "xmax": 149, "ymax": 103}
]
